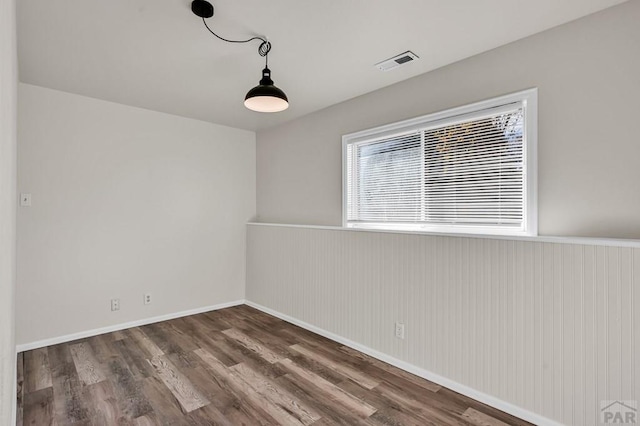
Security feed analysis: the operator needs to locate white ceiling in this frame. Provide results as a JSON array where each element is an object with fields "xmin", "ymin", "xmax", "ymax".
[{"xmin": 18, "ymin": 0, "xmax": 627, "ymax": 131}]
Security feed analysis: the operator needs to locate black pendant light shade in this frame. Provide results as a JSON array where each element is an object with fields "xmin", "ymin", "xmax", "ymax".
[{"xmin": 244, "ymin": 67, "xmax": 289, "ymax": 113}]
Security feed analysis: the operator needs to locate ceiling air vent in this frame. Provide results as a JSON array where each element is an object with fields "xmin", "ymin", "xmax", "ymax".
[{"xmin": 375, "ymin": 51, "xmax": 419, "ymax": 72}]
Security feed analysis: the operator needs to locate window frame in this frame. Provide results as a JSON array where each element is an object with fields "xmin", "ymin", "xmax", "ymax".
[{"xmin": 342, "ymin": 88, "xmax": 538, "ymax": 237}]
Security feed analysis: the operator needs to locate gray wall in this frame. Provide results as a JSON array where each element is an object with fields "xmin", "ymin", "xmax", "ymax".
[
  {"xmin": 17, "ymin": 84, "xmax": 256, "ymax": 346},
  {"xmin": 256, "ymin": 0, "xmax": 640, "ymax": 239},
  {"xmin": 0, "ymin": 0, "xmax": 17, "ymax": 423}
]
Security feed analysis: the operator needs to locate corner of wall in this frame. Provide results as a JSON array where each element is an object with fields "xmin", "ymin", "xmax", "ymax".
[{"xmin": 0, "ymin": 0, "xmax": 18, "ymax": 423}]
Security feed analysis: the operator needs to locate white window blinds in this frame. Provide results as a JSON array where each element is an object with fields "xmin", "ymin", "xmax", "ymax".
[{"xmin": 343, "ymin": 90, "xmax": 537, "ymax": 236}]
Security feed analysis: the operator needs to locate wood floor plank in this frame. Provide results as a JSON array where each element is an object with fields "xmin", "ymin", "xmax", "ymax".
[
  {"xmin": 177, "ymin": 356, "xmax": 270, "ymax": 426},
  {"xmin": 291, "ymin": 343, "xmax": 379, "ymax": 390},
  {"xmin": 214, "ymin": 306, "xmax": 254, "ymax": 324},
  {"xmin": 180, "ymin": 313, "xmax": 228, "ymax": 333},
  {"xmin": 339, "ymin": 345, "xmax": 442, "ymax": 393},
  {"xmin": 229, "ymin": 314, "xmax": 295, "ymax": 355},
  {"xmin": 285, "ymin": 349, "xmax": 353, "ymax": 387},
  {"xmin": 178, "ymin": 318, "xmax": 240, "ymax": 367},
  {"xmin": 139, "ymin": 323, "xmax": 181, "ymax": 355},
  {"xmin": 69, "ymin": 342, "xmax": 106, "ymax": 386},
  {"xmin": 107, "ymin": 355, "xmax": 153, "ymax": 419},
  {"xmin": 174, "ymin": 312, "xmax": 214, "ymax": 333},
  {"xmin": 86, "ymin": 333, "xmax": 121, "ymax": 365},
  {"xmin": 220, "ymin": 370, "xmax": 304, "ymax": 425},
  {"xmin": 111, "ymin": 330, "xmax": 127, "ymax": 341},
  {"xmin": 127, "ymin": 327, "xmax": 164, "ymax": 359},
  {"xmin": 84, "ymin": 380, "xmax": 128, "ymax": 425},
  {"xmin": 436, "ymin": 388, "xmax": 532, "ymax": 426},
  {"xmin": 201, "ymin": 310, "xmax": 236, "ymax": 330},
  {"xmin": 133, "ymin": 414, "xmax": 156, "ymax": 426},
  {"xmin": 23, "ymin": 387, "xmax": 55, "ymax": 426},
  {"xmin": 165, "ymin": 345, "xmax": 199, "ymax": 371},
  {"xmin": 186, "ymin": 404, "xmax": 236, "ymax": 426},
  {"xmin": 161, "ymin": 320, "xmax": 200, "ymax": 350},
  {"xmin": 16, "ymin": 352, "xmax": 24, "ymax": 426},
  {"xmin": 279, "ymin": 326, "xmax": 344, "ymax": 353},
  {"xmin": 184, "ymin": 349, "xmax": 279, "ymax": 425},
  {"xmin": 112, "ymin": 338, "xmax": 155, "ymax": 380},
  {"xmin": 195, "ymin": 348, "xmax": 302, "ymax": 425},
  {"xmin": 235, "ymin": 306, "xmax": 287, "ymax": 328},
  {"xmin": 274, "ymin": 373, "xmax": 365, "ymax": 425},
  {"xmin": 462, "ymin": 408, "xmax": 512, "ymax": 426},
  {"xmin": 371, "ymin": 375, "xmax": 464, "ymax": 417},
  {"xmin": 278, "ymin": 357, "xmax": 377, "ymax": 418},
  {"xmin": 231, "ymin": 362, "xmax": 321, "ymax": 425},
  {"xmin": 140, "ymin": 376, "xmax": 189, "ymax": 426},
  {"xmin": 24, "ymin": 347, "xmax": 53, "ymax": 392},
  {"xmin": 147, "ymin": 355, "xmax": 210, "ymax": 413},
  {"xmin": 47, "ymin": 344, "xmax": 90, "ymax": 424},
  {"xmin": 222, "ymin": 328, "xmax": 283, "ymax": 364},
  {"xmin": 339, "ymin": 379, "xmax": 441, "ymax": 426},
  {"xmin": 192, "ymin": 323, "xmax": 286, "ymax": 382},
  {"xmin": 374, "ymin": 381, "xmax": 468, "ymax": 425}
]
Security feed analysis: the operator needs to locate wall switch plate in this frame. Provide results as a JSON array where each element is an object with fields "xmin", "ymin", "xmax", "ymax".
[
  {"xmin": 395, "ymin": 322, "xmax": 405, "ymax": 339},
  {"xmin": 111, "ymin": 298, "xmax": 120, "ymax": 311},
  {"xmin": 144, "ymin": 293, "xmax": 152, "ymax": 305},
  {"xmin": 20, "ymin": 193, "xmax": 32, "ymax": 207}
]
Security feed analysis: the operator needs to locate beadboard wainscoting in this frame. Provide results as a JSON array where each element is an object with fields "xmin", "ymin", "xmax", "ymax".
[{"xmin": 246, "ymin": 223, "xmax": 640, "ymax": 426}]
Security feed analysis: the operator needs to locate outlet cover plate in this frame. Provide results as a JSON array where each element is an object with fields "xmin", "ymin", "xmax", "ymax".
[{"xmin": 395, "ymin": 322, "xmax": 405, "ymax": 339}]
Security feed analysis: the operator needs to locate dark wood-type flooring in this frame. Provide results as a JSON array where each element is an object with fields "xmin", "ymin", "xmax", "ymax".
[{"xmin": 16, "ymin": 305, "xmax": 531, "ymax": 425}]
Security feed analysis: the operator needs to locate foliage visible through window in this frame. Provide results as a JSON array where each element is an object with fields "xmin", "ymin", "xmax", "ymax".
[{"xmin": 344, "ymin": 90, "xmax": 537, "ymax": 236}]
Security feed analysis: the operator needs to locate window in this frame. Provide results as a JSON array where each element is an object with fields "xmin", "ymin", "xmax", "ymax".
[{"xmin": 343, "ymin": 89, "xmax": 537, "ymax": 236}]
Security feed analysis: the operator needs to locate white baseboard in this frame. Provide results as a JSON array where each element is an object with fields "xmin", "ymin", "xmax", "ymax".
[
  {"xmin": 16, "ymin": 299, "xmax": 245, "ymax": 353},
  {"xmin": 245, "ymin": 300, "xmax": 563, "ymax": 426}
]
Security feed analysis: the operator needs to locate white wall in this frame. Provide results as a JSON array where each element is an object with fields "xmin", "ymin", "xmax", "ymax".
[
  {"xmin": 17, "ymin": 84, "xmax": 256, "ymax": 346},
  {"xmin": 256, "ymin": 0, "xmax": 640, "ymax": 239},
  {"xmin": 247, "ymin": 224, "xmax": 640, "ymax": 426},
  {"xmin": 0, "ymin": 0, "xmax": 17, "ymax": 423}
]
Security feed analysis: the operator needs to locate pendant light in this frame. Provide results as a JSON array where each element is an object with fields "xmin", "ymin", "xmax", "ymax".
[
  {"xmin": 191, "ymin": 0, "xmax": 289, "ymax": 113},
  {"xmin": 245, "ymin": 68, "xmax": 288, "ymax": 113}
]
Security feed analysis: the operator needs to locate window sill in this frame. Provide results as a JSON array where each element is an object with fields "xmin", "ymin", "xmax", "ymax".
[{"xmin": 247, "ymin": 222, "xmax": 640, "ymax": 249}]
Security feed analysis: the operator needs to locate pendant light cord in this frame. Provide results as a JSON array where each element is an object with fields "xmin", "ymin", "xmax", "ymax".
[{"xmin": 201, "ymin": 18, "xmax": 271, "ymax": 58}]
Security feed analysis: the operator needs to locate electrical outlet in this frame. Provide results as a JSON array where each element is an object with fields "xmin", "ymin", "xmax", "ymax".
[
  {"xmin": 144, "ymin": 293, "xmax": 152, "ymax": 305},
  {"xmin": 395, "ymin": 322, "xmax": 405, "ymax": 339},
  {"xmin": 111, "ymin": 298, "xmax": 120, "ymax": 311}
]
